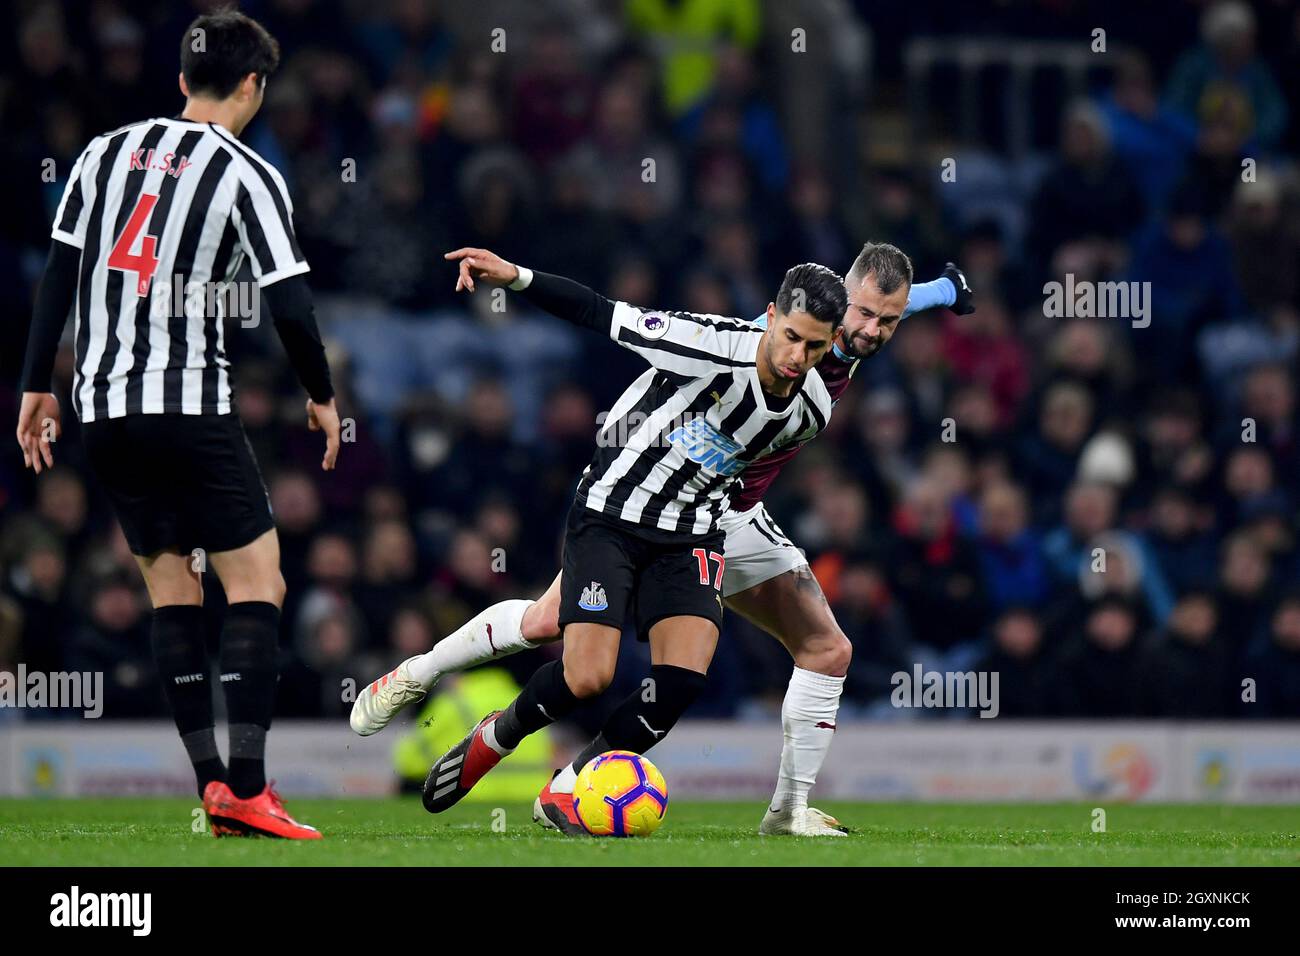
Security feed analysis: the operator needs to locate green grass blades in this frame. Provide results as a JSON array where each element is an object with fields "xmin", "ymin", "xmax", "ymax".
[{"xmin": 0, "ymin": 799, "xmax": 1297, "ymax": 866}]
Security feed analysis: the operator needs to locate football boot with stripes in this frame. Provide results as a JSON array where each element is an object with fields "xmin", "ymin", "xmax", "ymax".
[{"xmin": 421, "ymin": 711, "xmax": 506, "ymax": 813}]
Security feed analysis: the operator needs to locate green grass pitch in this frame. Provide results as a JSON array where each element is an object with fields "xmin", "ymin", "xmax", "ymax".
[{"xmin": 1, "ymin": 799, "xmax": 1296, "ymax": 866}]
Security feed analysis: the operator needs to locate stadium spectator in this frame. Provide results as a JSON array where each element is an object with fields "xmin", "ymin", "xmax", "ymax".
[
  {"xmin": 1225, "ymin": 174, "xmax": 1300, "ymax": 316},
  {"xmin": 386, "ymin": 605, "xmax": 437, "ymax": 669},
  {"xmin": 1246, "ymin": 592, "xmax": 1300, "ymax": 717},
  {"xmin": 2, "ymin": 534, "xmax": 69, "ymax": 676},
  {"xmin": 678, "ymin": 44, "xmax": 789, "ymax": 197},
  {"xmin": 1016, "ymin": 383, "xmax": 1096, "ymax": 524},
  {"xmin": 1165, "ymin": 1, "xmax": 1288, "ymax": 152},
  {"xmin": 799, "ymin": 480, "xmax": 871, "ymax": 576},
  {"xmin": 1026, "ymin": 100, "xmax": 1144, "ymax": 281},
  {"xmin": 65, "ymin": 572, "xmax": 158, "ymax": 720},
  {"xmin": 1042, "ymin": 319, "xmax": 1135, "ymax": 427},
  {"xmin": 886, "ymin": 476, "xmax": 987, "ymax": 661},
  {"xmin": 295, "ymin": 532, "xmax": 363, "ymax": 645},
  {"xmin": 844, "ymin": 387, "xmax": 920, "ymax": 506},
  {"xmin": 834, "ymin": 556, "xmax": 914, "ymax": 711},
  {"xmin": 1216, "ymin": 532, "xmax": 1276, "ymax": 651},
  {"xmin": 1125, "ymin": 183, "xmax": 1243, "ymax": 384},
  {"xmin": 35, "ymin": 469, "xmax": 90, "ymax": 553},
  {"xmin": 974, "ymin": 481, "xmax": 1051, "ymax": 612},
  {"xmin": 1053, "ymin": 596, "xmax": 1145, "ymax": 718},
  {"xmin": 973, "ymin": 608, "xmax": 1058, "ymax": 718},
  {"xmin": 1237, "ymin": 364, "xmax": 1299, "ymax": 490},
  {"xmin": 1140, "ymin": 590, "xmax": 1232, "ymax": 717},
  {"xmin": 942, "ymin": 296, "xmax": 1029, "ymax": 428},
  {"xmin": 1132, "ymin": 391, "xmax": 1215, "ymax": 504},
  {"xmin": 355, "ymin": 520, "xmax": 420, "ymax": 646},
  {"xmin": 267, "ymin": 470, "xmax": 325, "ymax": 625},
  {"xmin": 1097, "ymin": 51, "xmax": 1197, "ymax": 213},
  {"xmin": 1218, "ymin": 446, "xmax": 1284, "ymax": 529},
  {"xmin": 1141, "ymin": 486, "xmax": 1219, "ymax": 595},
  {"xmin": 279, "ymin": 607, "xmax": 372, "ymax": 719}
]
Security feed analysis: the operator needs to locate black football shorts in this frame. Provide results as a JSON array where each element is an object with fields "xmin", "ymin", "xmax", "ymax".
[
  {"xmin": 81, "ymin": 412, "xmax": 274, "ymax": 557},
  {"xmin": 558, "ymin": 503, "xmax": 725, "ymax": 641}
]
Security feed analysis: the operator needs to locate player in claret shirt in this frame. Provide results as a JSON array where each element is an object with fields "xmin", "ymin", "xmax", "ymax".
[{"xmin": 354, "ymin": 246, "xmax": 974, "ymax": 835}]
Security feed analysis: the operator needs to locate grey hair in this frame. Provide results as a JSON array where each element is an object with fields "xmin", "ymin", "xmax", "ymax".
[{"xmin": 845, "ymin": 242, "xmax": 913, "ymax": 295}]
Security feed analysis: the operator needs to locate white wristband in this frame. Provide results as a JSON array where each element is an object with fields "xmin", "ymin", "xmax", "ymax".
[{"xmin": 507, "ymin": 266, "xmax": 533, "ymax": 291}]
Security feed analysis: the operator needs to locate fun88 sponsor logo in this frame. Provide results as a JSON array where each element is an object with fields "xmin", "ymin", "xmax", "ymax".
[{"xmin": 667, "ymin": 418, "xmax": 745, "ymax": 475}]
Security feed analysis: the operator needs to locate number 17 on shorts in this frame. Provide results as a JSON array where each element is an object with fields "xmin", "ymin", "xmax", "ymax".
[{"xmin": 693, "ymin": 549, "xmax": 725, "ymax": 589}]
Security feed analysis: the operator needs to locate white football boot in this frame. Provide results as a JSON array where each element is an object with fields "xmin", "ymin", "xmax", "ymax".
[
  {"xmin": 349, "ymin": 657, "xmax": 427, "ymax": 736},
  {"xmin": 760, "ymin": 805, "xmax": 849, "ymax": 837}
]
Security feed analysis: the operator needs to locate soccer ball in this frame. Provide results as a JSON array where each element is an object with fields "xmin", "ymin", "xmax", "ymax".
[{"xmin": 572, "ymin": 751, "xmax": 668, "ymax": 837}]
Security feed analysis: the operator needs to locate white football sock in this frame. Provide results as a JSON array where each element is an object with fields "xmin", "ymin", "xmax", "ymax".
[
  {"xmin": 407, "ymin": 599, "xmax": 533, "ymax": 688},
  {"xmin": 769, "ymin": 666, "xmax": 844, "ymax": 813},
  {"xmin": 481, "ymin": 718, "xmax": 514, "ymax": 757},
  {"xmin": 551, "ymin": 763, "xmax": 578, "ymax": 795}
]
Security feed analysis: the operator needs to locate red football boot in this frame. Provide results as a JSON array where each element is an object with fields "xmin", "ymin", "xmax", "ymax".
[
  {"xmin": 202, "ymin": 781, "xmax": 238, "ymax": 837},
  {"xmin": 422, "ymin": 711, "xmax": 508, "ymax": 813},
  {"xmin": 533, "ymin": 770, "xmax": 588, "ymax": 836},
  {"xmin": 206, "ymin": 780, "xmax": 323, "ymax": 839}
]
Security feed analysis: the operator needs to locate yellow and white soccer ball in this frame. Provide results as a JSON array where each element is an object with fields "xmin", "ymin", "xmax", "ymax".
[{"xmin": 572, "ymin": 750, "xmax": 668, "ymax": 837}]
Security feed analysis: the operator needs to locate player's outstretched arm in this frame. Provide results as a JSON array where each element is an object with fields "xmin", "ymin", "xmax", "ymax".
[
  {"xmin": 15, "ymin": 239, "xmax": 79, "ymax": 473},
  {"xmin": 445, "ymin": 247, "xmax": 743, "ymax": 374},
  {"xmin": 260, "ymin": 275, "xmax": 339, "ymax": 471},
  {"xmin": 445, "ymin": 247, "xmax": 615, "ymax": 331}
]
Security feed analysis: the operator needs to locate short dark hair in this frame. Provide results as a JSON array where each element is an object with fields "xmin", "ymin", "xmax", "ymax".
[
  {"xmin": 181, "ymin": 8, "xmax": 280, "ymax": 99},
  {"xmin": 776, "ymin": 263, "xmax": 848, "ymax": 330},
  {"xmin": 845, "ymin": 242, "xmax": 913, "ymax": 295}
]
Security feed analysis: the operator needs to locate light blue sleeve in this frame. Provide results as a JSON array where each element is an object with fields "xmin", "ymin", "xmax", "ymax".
[
  {"xmin": 902, "ymin": 277, "xmax": 956, "ymax": 319},
  {"xmin": 763, "ymin": 275, "xmax": 953, "ymax": 333}
]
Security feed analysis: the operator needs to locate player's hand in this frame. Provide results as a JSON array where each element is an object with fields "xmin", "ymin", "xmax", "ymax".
[
  {"xmin": 15, "ymin": 392, "xmax": 61, "ymax": 474},
  {"xmin": 306, "ymin": 397, "xmax": 341, "ymax": 471},
  {"xmin": 444, "ymin": 247, "xmax": 519, "ymax": 293},
  {"xmin": 943, "ymin": 262, "xmax": 975, "ymax": 315}
]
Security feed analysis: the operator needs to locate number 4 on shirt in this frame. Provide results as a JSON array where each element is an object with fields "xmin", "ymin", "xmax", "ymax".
[{"xmin": 107, "ymin": 193, "xmax": 161, "ymax": 296}]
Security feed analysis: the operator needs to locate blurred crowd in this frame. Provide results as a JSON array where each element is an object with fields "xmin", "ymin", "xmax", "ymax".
[{"xmin": 1, "ymin": 0, "xmax": 1299, "ymax": 724}]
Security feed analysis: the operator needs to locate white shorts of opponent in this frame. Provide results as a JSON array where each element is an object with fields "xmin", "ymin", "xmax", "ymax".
[{"xmin": 717, "ymin": 502, "xmax": 809, "ymax": 598}]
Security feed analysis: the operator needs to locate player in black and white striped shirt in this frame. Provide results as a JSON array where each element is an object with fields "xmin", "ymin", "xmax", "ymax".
[
  {"xmin": 574, "ymin": 298, "xmax": 836, "ymax": 539},
  {"xmin": 420, "ymin": 247, "xmax": 847, "ymax": 832},
  {"xmin": 15, "ymin": 9, "xmax": 337, "ymax": 839}
]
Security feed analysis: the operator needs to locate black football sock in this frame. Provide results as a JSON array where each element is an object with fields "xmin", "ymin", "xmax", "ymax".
[
  {"xmin": 584, "ymin": 664, "xmax": 707, "ymax": 758},
  {"xmin": 569, "ymin": 733, "xmax": 613, "ymax": 776},
  {"xmin": 492, "ymin": 660, "xmax": 583, "ymax": 751},
  {"xmin": 151, "ymin": 604, "xmax": 224, "ymax": 797},
  {"xmin": 219, "ymin": 601, "xmax": 281, "ymax": 798},
  {"xmin": 228, "ymin": 723, "xmax": 267, "ymax": 799}
]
